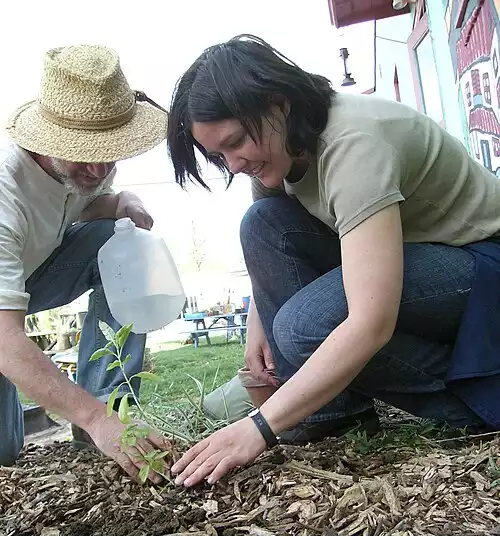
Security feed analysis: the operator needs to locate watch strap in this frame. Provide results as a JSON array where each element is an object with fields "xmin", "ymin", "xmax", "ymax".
[{"xmin": 249, "ymin": 409, "xmax": 279, "ymax": 448}]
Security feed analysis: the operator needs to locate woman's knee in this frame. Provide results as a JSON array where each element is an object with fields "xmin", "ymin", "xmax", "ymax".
[
  {"xmin": 240, "ymin": 197, "xmax": 310, "ymax": 251},
  {"xmin": 241, "ymin": 198, "xmax": 283, "ymax": 248},
  {"xmin": 273, "ymin": 276, "xmax": 348, "ymax": 369}
]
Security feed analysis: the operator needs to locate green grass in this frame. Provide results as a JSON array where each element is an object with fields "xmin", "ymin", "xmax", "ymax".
[
  {"xmin": 140, "ymin": 336, "xmax": 244, "ymax": 405},
  {"xmin": 136, "ymin": 336, "xmax": 244, "ymax": 442},
  {"xmin": 19, "ymin": 335, "xmax": 244, "ymax": 411}
]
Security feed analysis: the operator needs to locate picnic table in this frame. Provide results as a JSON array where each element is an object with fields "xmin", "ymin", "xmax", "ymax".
[{"xmin": 183, "ymin": 312, "xmax": 248, "ymax": 348}]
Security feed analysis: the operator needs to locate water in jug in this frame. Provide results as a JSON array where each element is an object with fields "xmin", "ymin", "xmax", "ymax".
[{"xmin": 98, "ymin": 218, "xmax": 185, "ymax": 334}]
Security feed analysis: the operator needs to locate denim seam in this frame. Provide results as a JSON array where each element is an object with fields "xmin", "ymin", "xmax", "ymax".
[
  {"xmin": 281, "ymin": 234, "xmax": 304, "ymax": 291},
  {"xmin": 401, "ymin": 287, "xmax": 471, "ymax": 305},
  {"xmin": 44, "ymin": 261, "xmax": 92, "ymax": 273},
  {"xmin": 369, "ymin": 349, "xmax": 445, "ymax": 384},
  {"xmin": 281, "ymin": 230, "xmax": 333, "ymax": 289}
]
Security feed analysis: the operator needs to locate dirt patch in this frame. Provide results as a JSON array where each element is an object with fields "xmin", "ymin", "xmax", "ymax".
[{"xmin": 1, "ymin": 429, "xmax": 499, "ymax": 536}]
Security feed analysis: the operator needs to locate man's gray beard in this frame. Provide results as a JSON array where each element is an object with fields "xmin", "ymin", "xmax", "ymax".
[
  {"xmin": 50, "ymin": 158, "xmax": 106, "ymax": 197},
  {"xmin": 61, "ymin": 177, "xmax": 106, "ymax": 197}
]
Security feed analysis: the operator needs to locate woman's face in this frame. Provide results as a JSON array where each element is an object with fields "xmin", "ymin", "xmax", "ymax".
[{"xmin": 191, "ymin": 108, "xmax": 292, "ymax": 188}]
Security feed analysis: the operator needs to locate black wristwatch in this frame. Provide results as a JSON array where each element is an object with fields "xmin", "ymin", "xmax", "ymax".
[{"xmin": 248, "ymin": 408, "xmax": 279, "ymax": 448}]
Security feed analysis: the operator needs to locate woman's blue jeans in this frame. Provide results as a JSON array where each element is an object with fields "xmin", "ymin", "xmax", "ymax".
[{"xmin": 241, "ymin": 197, "xmax": 484, "ymax": 428}]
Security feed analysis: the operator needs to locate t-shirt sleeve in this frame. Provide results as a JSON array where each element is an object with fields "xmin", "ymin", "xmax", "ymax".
[
  {"xmin": 0, "ymin": 224, "xmax": 29, "ymax": 310},
  {"xmin": 319, "ymin": 133, "xmax": 405, "ymax": 237},
  {"xmin": 250, "ymin": 177, "xmax": 286, "ymax": 202}
]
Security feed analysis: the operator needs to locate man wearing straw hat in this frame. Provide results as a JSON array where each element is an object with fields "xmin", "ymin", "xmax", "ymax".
[{"xmin": 0, "ymin": 44, "xmax": 170, "ymax": 482}]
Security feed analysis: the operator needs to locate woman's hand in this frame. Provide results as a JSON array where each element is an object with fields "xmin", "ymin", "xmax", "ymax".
[
  {"xmin": 245, "ymin": 301, "xmax": 280, "ymax": 387},
  {"xmin": 171, "ymin": 417, "xmax": 266, "ymax": 487}
]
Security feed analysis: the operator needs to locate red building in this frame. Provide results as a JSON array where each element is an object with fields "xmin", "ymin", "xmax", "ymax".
[{"xmin": 327, "ymin": 0, "xmax": 409, "ymax": 27}]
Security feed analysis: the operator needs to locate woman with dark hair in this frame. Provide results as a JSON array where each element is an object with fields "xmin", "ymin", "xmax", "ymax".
[{"xmin": 168, "ymin": 35, "xmax": 500, "ymax": 487}]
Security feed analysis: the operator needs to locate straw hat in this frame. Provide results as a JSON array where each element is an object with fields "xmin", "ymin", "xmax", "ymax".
[{"xmin": 6, "ymin": 45, "xmax": 168, "ymax": 163}]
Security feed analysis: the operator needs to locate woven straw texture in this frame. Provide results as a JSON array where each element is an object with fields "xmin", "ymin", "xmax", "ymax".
[{"xmin": 6, "ymin": 45, "xmax": 167, "ymax": 163}]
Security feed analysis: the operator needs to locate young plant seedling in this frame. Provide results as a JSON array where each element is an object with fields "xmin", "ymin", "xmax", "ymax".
[{"xmin": 90, "ymin": 320, "xmax": 171, "ymax": 484}]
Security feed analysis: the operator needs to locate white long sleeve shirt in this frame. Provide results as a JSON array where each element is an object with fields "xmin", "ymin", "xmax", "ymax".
[{"xmin": 0, "ymin": 139, "xmax": 114, "ymax": 310}]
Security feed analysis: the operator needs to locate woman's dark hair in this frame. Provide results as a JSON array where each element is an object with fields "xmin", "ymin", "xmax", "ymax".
[{"xmin": 167, "ymin": 34, "xmax": 335, "ymax": 189}]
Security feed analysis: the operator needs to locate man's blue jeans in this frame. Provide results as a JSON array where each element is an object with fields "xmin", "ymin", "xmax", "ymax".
[
  {"xmin": 241, "ymin": 197, "xmax": 484, "ymax": 428},
  {"xmin": 0, "ymin": 220, "xmax": 146, "ymax": 465}
]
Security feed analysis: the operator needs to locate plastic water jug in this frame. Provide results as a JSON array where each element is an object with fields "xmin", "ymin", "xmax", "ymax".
[{"xmin": 98, "ymin": 218, "xmax": 186, "ymax": 334}]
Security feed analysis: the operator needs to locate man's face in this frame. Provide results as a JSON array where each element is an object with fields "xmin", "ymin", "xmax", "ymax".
[{"xmin": 48, "ymin": 158, "xmax": 115, "ymax": 196}]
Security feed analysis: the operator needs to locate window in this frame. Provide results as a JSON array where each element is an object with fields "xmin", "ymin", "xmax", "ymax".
[
  {"xmin": 465, "ymin": 81, "xmax": 472, "ymax": 107},
  {"xmin": 471, "ymin": 69, "xmax": 481, "ymax": 95},
  {"xmin": 471, "ymin": 69, "xmax": 483, "ymax": 106},
  {"xmin": 483, "ymin": 73, "xmax": 491, "ymax": 104},
  {"xmin": 408, "ymin": 12, "xmax": 444, "ymax": 124},
  {"xmin": 493, "ymin": 137, "xmax": 500, "ymax": 157}
]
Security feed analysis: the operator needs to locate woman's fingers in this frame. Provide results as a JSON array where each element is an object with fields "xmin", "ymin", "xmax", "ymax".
[{"xmin": 172, "ymin": 439, "xmax": 209, "ymax": 478}]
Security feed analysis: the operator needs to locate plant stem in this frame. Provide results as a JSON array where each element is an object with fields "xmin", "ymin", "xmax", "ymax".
[{"xmin": 116, "ymin": 340, "xmax": 146, "ymax": 419}]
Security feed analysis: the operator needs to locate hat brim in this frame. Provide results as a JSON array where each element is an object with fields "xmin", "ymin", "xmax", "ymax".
[{"xmin": 6, "ymin": 100, "xmax": 168, "ymax": 163}]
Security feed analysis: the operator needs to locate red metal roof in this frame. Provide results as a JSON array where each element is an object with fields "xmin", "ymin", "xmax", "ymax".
[
  {"xmin": 456, "ymin": 1, "xmax": 494, "ymax": 76},
  {"xmin": 469, "ymin": 107, "xmax": 500, "ymax": 136},
  {"xmin": 327, "ymin": 0, "xmax": 409, "ymax": 28}
]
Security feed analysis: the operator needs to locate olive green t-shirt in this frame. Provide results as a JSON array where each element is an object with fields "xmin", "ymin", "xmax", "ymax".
[{"xmin": 251, "ymin": 93, "xmax": 500, "ymax": 246}]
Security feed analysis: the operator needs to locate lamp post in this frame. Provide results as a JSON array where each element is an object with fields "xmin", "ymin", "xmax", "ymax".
[{"xmin": 340, "ymin": 47, "xmax": 356, "ymax": 87}]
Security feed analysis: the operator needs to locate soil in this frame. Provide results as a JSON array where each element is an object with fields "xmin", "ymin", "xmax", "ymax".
[{"xmin": 1, "ymin": 420, "xmax": 499, "ymax": 536}]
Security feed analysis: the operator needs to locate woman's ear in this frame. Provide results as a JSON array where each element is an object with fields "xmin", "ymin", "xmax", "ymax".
[{"xmin": 269, "ymin": 94, "xmax": 288, "ymax": 113}]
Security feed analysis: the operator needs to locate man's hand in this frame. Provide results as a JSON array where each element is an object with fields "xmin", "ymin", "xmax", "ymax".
[
  {"xmin": 0, "ymin": 310, "xmax": 171, "ymax": 482},
  {"xmin": 80, "ymin": 190, "xmax": 153, "ymax": 229},
  {"xmin": 86, "ymin": 412, "xmax": 172, "ymax": 484},
  {"xmin": 116, "ymin": 192, "xmax": 154, "ymax": 230},
  {"xmin": 245, "ymin": 301, "xmax": 279, "ymax": 387}
]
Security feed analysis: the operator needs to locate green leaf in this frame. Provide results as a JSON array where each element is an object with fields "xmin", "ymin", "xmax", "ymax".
[
  {"xmin": 123, "ymin": 354, "xmax": 132, "ymax": 366},
  {"xmin": 106, "ymin": 359, "xmax": 122, "ymax": 371},
  {"xmin": 144, "ymin": 450, "xmax": 158, "ymax": 461},
  {"xmin": 138, "ymin": 465, "xmax": 150, "ymax": 484},
  {"xmin": 107, "ymin": 386, "xmax": 120, "ymax": 417},
  {"xmin": 121, "ymin": 423, "xmax": 139, "ymax": 446},
  {"xmin": 126, "ymin": 435, "xmax": 137, "ymax": 446},
  {"xmin": 121, "ymin": 434, "xmax": 137, "ymax": 448},
  {"xmin": 150, "ymin": 459, "xmax": 168, "ymax": 474},
  {"xmin": 115, "ymin": 324, "xmax": 133, "ymax": 349},
  {"xmin": 99, "ymin": 321, "xmax": 116, "ymax": 343},
  {"xmin": 134, "ymin": 371, "xmax": 161, "ymax": 382},
  {"xmin": 89, "ymin": 348, "xmax": 113, "ymax": 362},
  {"xmin": 118, "ymin": 394, "xmax": 131, "ymax": 424},
  {"xmin": 135, "ymin": 425, "xmax": 150, "ymax": 438}
]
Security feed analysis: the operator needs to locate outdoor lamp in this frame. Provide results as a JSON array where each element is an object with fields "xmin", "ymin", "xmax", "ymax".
[{"xmin": 340, "ymin": 48, "xmax": 356, "ymax": 87}]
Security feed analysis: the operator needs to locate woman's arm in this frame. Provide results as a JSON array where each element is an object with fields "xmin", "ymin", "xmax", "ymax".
[
  {"xmin": 172, "ymin": 203, "xmax": 404, "ymax": 486},
  {"xmin": 260, "ymin": 203, "xmax": 403, "ymax": 433}
]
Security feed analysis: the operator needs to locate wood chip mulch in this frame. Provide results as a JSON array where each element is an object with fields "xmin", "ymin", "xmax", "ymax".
[{"xmin": 1, "ymin": 431, "xmax": 499, "ymax": 536}]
